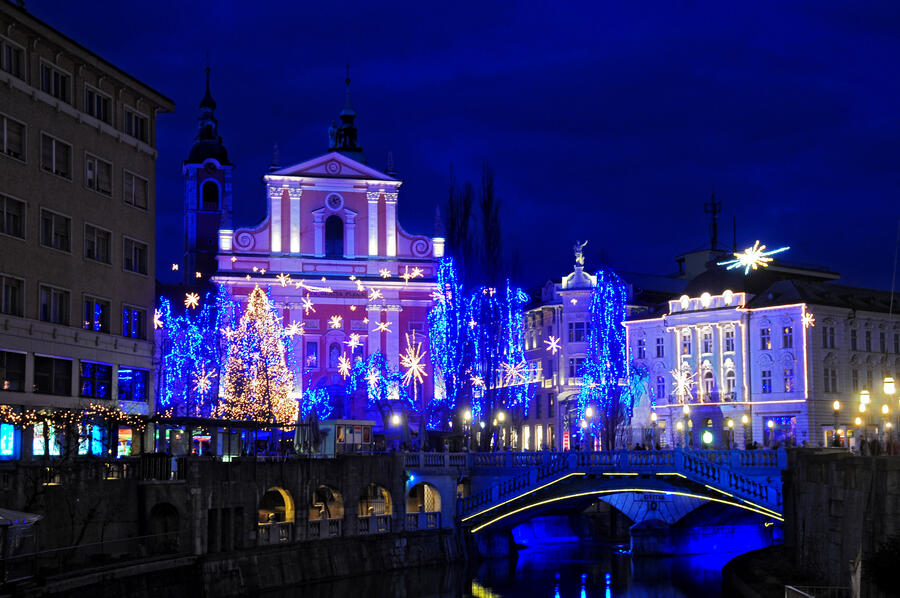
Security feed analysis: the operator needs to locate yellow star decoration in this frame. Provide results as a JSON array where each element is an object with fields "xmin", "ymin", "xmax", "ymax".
[
  {"xmin": 171, "ymin": 263, "xmax": 179, "ymax": 271},
  {"xmin": 375, "ymin": 321, "xmax": 392, "ymax": 334},
  {"xmin": 276, "ymin": 273, "xmax": 292, "ymax": 287},
  {"xmin": 301, "ymin": 294, "xmax": 316, "ymax": 315},
  {"xmin": 221, "ymin": 327, "xmax": 238, "ymax": 340},
  {"xmin": 468, "ymin": 319, "xmax": 478, "ymax": 329},
  {"xmin": 230, "ymin": 256, "xmax": 237, "ymax": 263},
  {"xmin": 350, "ymin": 305, "xmax": 357, "ymax": 311},
  {"xmin": 329, "ymin": 315, "xmax": 343, "ymax": 329},
  {"xmin": 153, "ymin": 309, "xmax": 164, "ymax": 329},
  {"xmin": 338, "ymin": 354, "xmax": 352, "ymax": 379},
  {"xmin": 431, "ymin": 291, "xmax": 445, "ymax": 303},
  {"xmin": 349, "ymin": 275, "xmax": 357, "ymax": 281},
  {"xmin": 284, "ymin": 322, "xmax": 305, "ymax": 337},
  {"xmin": 400, "ymin": 333, "xmax": 428, "ymax": 397},
  {"xmin": 471, "ymin": 375, "xmax": 485, "ymax": 388},
  {"xmin": 369, "ymin": 288, "xmax": 384, "ymax": 301},
  {"xmin": 671, "ymin": 368, "xmax": 697, "ymax": 401},
  {"xmin": 193, "ymin": 367, "xmax": 217, "ymax": 394},
  {"xmin": 379, "ymin": 268, "xmax": 391, "ymax": 279},
  {"xmin": 802, "ymin": 312, "xmax": 815, "ymax": 328},
  {"xmin": 500, "ymin": 360, "xmax": 527, "ymax": 386},
  {"xmin": 294, "ymin": 280, "xmax": 333, "ymax": 293},
  {"xmin": 356, "ymin": 280, "xmax": 365, "ymax": 292},
  {"xmin": 252, "ymin": 266, "xmax": 259, "ymax": 272},
  {"xmin": 363, "ymin": 317, "xmax": 369, "ymax": 324},
  {"xmin": 400, "ymin": 265, "xmax": 424, "ymax": 285},
  {"xmin": 544, "ymin": 336, "xmax": 561, "ymax": 355},
  {"xmin": 260, "ymin": 269, "xmax": 266, "ymax": 275},
  {"xmin": 195, "ymin": 271, "xmax": 202, "ymax": 279},
  {"xmin": 366, "ymin": 368, "xmax": 381, "ymax": 389},
  {"xmin": 345, "ymin": 333, "xmax": 362, "ymax": 350},
  {"xmin": 184, "ymin": 292, "xmax": 200, "ymax": 309},
  {"xmin": 569, "ymin": 298, "xmax": 577, "ymax": 306},
  {"xmin": 717, "ymin": 240, "xmax": 790, "ymax": 275}
]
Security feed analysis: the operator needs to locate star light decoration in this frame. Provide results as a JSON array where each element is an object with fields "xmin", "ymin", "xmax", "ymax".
[
  {"xmin": 544, "ymin": 336, "xmax": 561, "ymax": 355},
  {"xmin": 171, "ymin": 264, "xmax": 179, "ymax": 271},
  {"xmin": 193, "ymin": 367, "xmax": 217, "ymax": 394},
  {"xmin": 379, "ymin": 268, "xmax": 391, "ymax": 279},
  {"xmin": 717, "ymin": 240, "xmax": 790, "ymax": 275},
  {"xmin": 400, "ymin": 333, "xmax": 428, "ymax": 397},
  {"xmin": 671, "ymin": 368, "xmax": 697, "ymax": 402},
  {"xmin": 153, "ymin": 309, "xmax": 164, "ymax": 329},
  {"xmin": 470, "ymin": 375, "xmax": 485, "ymax": 389},
  {"xmin": 468, "ymin": 318, "xmax": 478, "ymax": 329},
  {"xmin": 329, "ymin": 315, "xmax": 343, "ymax": 329},
  {"xmin": 500, "ymin": 359, "xmax": 528, "ymax": 386},
  {"xmin": 276, "ymin": 273, "xmax": 292, "ymax": 287},
  {"xmin": 301, "ymin": 294, "xmax": 316, "ymax": 315},
  {"xmin": 355, "ymin": 280, "xmax": 365, "ymax": 292},
  {"xmin": 284, "ymin": 321, "xmax": 305, "ymax": 337},
  {"xmin": 184, "ymin": 292, "xmax": 200, "ymax": 309},
  {"xmin": 802, "ymin": 312, "xmax": 815, "ymax": 328},
  {"xmin": 430, "ymin": 291, "xmax": 445, "ymax": 304},
  {"xmin": 345, "ymin": 333, "xmax": 362, "ymax": 350},
  {"xmin": 375, "ymin": 321, "xmax": 392, "ymax": 334},
  {"xmin": 368, "ymin": 288, "xmax": 383, "ymax": 301},
  {"xmin": 400, "ymin": 265, "xmax": 424, "ymax": 285},
  {"xmin": 294, "ymin": 280, "xmax": 333, "ymax": 293},
  {"xmin": 338, "ymin": 354, "xmax": 352, "ymax": 379}
]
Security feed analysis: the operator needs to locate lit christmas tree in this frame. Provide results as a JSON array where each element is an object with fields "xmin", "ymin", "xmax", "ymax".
[{"xmin": 219, "ymin": 286, "xmax": 297, "ymax": 424}]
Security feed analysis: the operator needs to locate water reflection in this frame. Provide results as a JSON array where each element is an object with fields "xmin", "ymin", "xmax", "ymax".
[{"xmin": 271, "ymin": 542, "xmax": 737, "ymax": 597}]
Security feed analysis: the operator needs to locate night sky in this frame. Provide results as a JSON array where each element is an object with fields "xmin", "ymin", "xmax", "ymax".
[{"xmin": 27, "ymin": 1, "xmax": 900, "ymax": 291}]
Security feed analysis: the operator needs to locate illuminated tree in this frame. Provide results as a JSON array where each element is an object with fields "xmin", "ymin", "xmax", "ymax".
[
  {"xmin": 428, "ymin": 258, "xmax": 468, "ymax": 412},
  {"xmin": 219, "ymin": 286, "xmax": 297, "ymax": 424},
  {"xmin": 577, "ymin": 268, "xmax": 629, "ymax": 450}
]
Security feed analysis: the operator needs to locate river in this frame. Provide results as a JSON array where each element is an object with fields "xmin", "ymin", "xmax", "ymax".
[{"xmin": 270, "ymin": 542, "xmax": 735, "ymax": 597}]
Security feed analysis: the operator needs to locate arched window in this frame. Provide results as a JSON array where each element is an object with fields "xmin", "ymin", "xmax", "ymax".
[
  {"xmin": 328, "ymin": 342, "xmax": 341, "ymax": 369},
  {"xmin": 325, "ymin": 215, "xmax": 344, "ymax": 258},
  {"xmin": 201, "ymin": 180, "xmax": 219, "ymax": 210},
  {"xmin": 703, "ymin": 371, "xmax": 715, "ymax": 396},
  {"xmin": 725, "ymin": 370, "xmax": 736, "ymax": 395}
]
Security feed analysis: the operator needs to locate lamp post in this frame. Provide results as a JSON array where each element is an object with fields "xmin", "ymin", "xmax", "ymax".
[
  {"xmin": 585, "ymin": 406, "xmax": 594, "ymax": 451},
  {"xmin": 726, "ymin": 418, "xmax": 734, "ymax": 450},
  {"xmin": 675, "ymin": 420, "xmax": 684, "ymax": 448},
  {"xmin": 682, "ymin": 404, "xmax": 691, "ymax": 449},
  {"xmin": 766, "ymin": 419, "xmax": 775, "ymax": 448},
  {"xmin": 741, "ymin": 414, "xmax": 750, "ymax": 449},
  {"xmin": 855, "ymin": 416, "xmax": 863, "ymax": 451},
  {"xmin": 463, "ymin": 409, "xmax": 472, "ymax": 452},
  {"xmin": 650, "ymin": 411, "xmax": 658, "ymax": 449},
  {"xmin": 832, "ymin": 400, "xmax": 841, "ymax": 447},
  {"xmin": 497, "ymin": 411, "xmax": 507, "ymax": 450},
  {"xmin": 882, "ymin": 404, "xmax": 890, "ymax": 451}
]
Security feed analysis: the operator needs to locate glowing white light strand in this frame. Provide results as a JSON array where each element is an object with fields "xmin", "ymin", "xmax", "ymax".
[{"xmin": 717, "ymin": 240, "xmax": 790, "ymax": 275}]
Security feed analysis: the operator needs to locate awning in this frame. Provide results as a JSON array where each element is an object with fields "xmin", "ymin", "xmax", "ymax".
[{"xmin": 0, "ymin": 509, "xmax": 41, "ymax": 527}]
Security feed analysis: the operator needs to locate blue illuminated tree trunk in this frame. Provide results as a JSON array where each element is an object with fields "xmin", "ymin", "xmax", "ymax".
[{"xmin": 577, "ymin": 268, "xmax": 629, "ymax": 450}]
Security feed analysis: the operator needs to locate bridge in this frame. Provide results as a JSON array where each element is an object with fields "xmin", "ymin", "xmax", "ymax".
[{"xmin": 405, "ymin": 449, "xmax": 785, "ymax": 555}]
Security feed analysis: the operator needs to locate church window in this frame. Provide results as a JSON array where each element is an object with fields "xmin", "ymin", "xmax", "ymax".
[
  {"xmin": 202, "ymin": 180, "xmax": 219, "ymax": 210},
  {"xmin": 328, "ymin": 343, "xmax": 341, "ymax": 369},
  {"xmin": 325, "ymin": 215, "xmax": 344, "ymax": 258}
]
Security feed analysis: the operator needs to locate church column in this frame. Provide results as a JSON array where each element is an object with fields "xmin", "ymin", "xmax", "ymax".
[
  {"xmin": 367, "ymin": 191, "xmax": 379, "ymax": 256},
  {"xmin": 289, "ymin": 187, "xmax": 302, "ymax": 254},
  {"xmin": 386, "ymin": 307, "xmax": 401, "ymax": 370},
  {"xmin": 385, "ymin": 192, "xmax": 398, "ymax": 257},
  {"xmin": 313, "ymin": 211, "xmax": 325, "ymax": 257},
  {"xmin": 270, "ymin": 186, "xmax": 283, "ymax": 253},
  {"xmin": 344, "ymin": 210, "xmax": 357, "ymax": 259}
]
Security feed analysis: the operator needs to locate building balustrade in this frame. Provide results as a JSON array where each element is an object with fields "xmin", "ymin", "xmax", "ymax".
[{"xmin": 357, "ymin": 514, "xmax": 392, "ymax": 535}]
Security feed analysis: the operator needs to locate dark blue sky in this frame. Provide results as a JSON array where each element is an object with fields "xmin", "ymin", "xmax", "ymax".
[{"xmin": 29, "ymin": 1, "xmax": 900, "ymax": 290}]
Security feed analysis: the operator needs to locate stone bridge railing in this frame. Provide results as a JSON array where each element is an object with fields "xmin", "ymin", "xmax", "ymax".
[{"xmin": 418, "ymin": 449, "xmax": 786, "ymax": 519}]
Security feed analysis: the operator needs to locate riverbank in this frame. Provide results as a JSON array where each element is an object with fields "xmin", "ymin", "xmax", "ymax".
[{"xmin": 722, "ymin": 546, "xmax": 816, "ymax": 597}]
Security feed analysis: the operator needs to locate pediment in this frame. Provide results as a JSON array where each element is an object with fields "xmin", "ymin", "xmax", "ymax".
[{"xmin": 270, "ymin": 151, "xmax": 397, "ymax": 182}]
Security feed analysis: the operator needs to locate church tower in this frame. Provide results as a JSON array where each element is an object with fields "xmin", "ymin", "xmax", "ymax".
[{"xmin": 183, "ymin": 67, "xmax": 233, "ymax": 284}]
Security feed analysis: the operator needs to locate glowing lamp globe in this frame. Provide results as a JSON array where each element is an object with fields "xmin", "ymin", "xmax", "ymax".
[
  {"xmin": 855, "ymin": 417, "xmax": 862, "ymax": 426},
  {"xmin": 860, "ymin": 403, "xmax": 866, "ymax": 413},
  {"xmin": 650, "ymin": 412, "xmax": 658, "ymax": 423},
  {"xmin": 682, "ymin": 404, "xmax": 691, "ymax": 416},
  {"xmin": 498, "ymin": 411, "xmax": 506, "ymax": 422},
  {"xmin": 860, "ymin": 389, "xmax": 871, "ymax": 405},
  {"xmin": 883, "ymin": 404, "xmax": 890, "ymax": 415},
  {"xmin": 727, "ymin": 419, "xmax": 734, "ymax": 429},
  {"xmin": 741, "ymin": 414, "xmax": 749, "ymax": 425},
  {"xmin": 676, "ymin": 421, "xmax": 684, "ymax": 431},
  {"xmin": 833, "ymin": 400, "xmax": 840, "ymax": 412},
  {"xmin": 885, "ymin": 377, "xmax": 896, "ymax": 396},
  {"xmin": 391, "ymin": 414, "xmax": 400, "ymax": 426},
  {"xmin": 463, "ymin": 410, "xmax": 471, "ymax": 422},
  {"xmin": 585, "ymin": 407, "xmax": 594, "ymax": 418},
  {"xmin": 767, "ymin": 420, "xmax": 775, "ymax": 429},
  {"xmin": 701, "ymin": 430, "xmax": 713, "ymax": 445}
]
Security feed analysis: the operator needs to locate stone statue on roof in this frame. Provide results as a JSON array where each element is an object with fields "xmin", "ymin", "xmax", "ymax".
[{"xmin": 574, "ymin": 240, "xmax": 588, "ymax": 267}]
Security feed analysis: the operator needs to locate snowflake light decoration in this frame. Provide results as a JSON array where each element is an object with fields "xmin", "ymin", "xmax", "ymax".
[
  {"xmin": 671, "ymin": 368, "xmax": 696, "ymax": 401},
  {"xmin": 171, "ymin": 263, "xmax": 179, "ymax": 271},
  {"xmin": 400, "ymin": 265, "xmax": 424, "ymax": 285},
  {"xmin": 400, "ymin": 333, "xmax": 428, "ymax": 394},
  {"xmin": 375, "ymin": 321, "xmax": 392, "ymax": 333},
  {"xmin": 195, "ymin": 272, "xmax": 202, "ymax": 279},
  {"xmin": 193, "ymin": 367, "xmax": 216, "ymax": 394},
  {"xmin": 468, "ymin": 318, "xmax": 478, "ymax": 329},
  {"xmin": 379, "ymin": 268, "xmax": 391, "ymax": 278},
  {"xmin": 301, "ymin": 295, "xmax": 316, "ymax": 315},
  {"xmin": 184, "ymin": 293, "xmax": 200, "ymax": 309},
  {"xmin": 284, "ymin": 321, "xmax": 305, "ymax": 337},
  {"xmin": 368, "ymin": 288, "xmax": 383, "ymax": 301},
  {"xmin": 802, "ymin": 312, "xmax": 815, "ymax": 328},
  {"xmin": 544, "ymin": 336, "xmax": 561, "ymax": 355},
  {"xmin": 470, "ymin": 375, "xmax": 485, "ymax": 388},
  {"xmin": 338, "ymin": 354, "xmax": 352, "ymax": 379},
  {"xmin": 355, "ymin": 280, "xmax": 365, "ymax": 292},
  {"xmin": 153, "ymin": 309, "xmax": 164, "ymax": 329},
  {"xmin": 276, "ymin": 273, "xmax": 292, "ymax": 287},
  {"xmin": 345, "ymin": 333, "xmax": 362, "ymax": 350},
  {"xmin": 717, "ymin": 240, "xmax": 790, "ymax": 275},
  {"xmin": 430, "ymin": 291, "xmax": 445, "ymax": 304},
  {"xmin": 500, "ymin": 360, "xmax": 528, "ymax": 386},
  {"xmin": 294, "ymin": 280, "xmax": 333, "ymax": 293},
  {"xmin": 329, "ymin": 315, "xmax": 343, "ymax": 329}
]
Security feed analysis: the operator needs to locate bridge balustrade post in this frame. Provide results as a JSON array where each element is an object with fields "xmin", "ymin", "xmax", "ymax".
[
  {"xmin": 529, "ymin": 468, "xmax": 538, "ymax": 486},
  {"xmin": 567, "ymin": 452, "xmax": 577, "ymax": 471},
  {"xmin": 730, "ymin": 449, "xmax": 741, "ymax": 470}
]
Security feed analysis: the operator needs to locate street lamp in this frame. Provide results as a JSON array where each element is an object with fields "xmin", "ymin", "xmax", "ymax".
[
  {"xmin": 497, "ymin": 411, "xmax": 508, "ymax": 450},
  {"xmin": 682, "ymin": 404, "xmax": 691, "ymax": 449},
  {"xmin": 463, "ymin": 410, "xmax": 472, "ymax": 452},
  {"xmin": 726, "ymin": 418, "xmax": 734, "ymax": 450},
  {"xmin": 741, "ymin": 414, "xmax": 750, "ymax": 449},
  {"xmin": 832, "ymin": 400, "xmax": 841, "ymax": 447},
  {"xmin": 766, "ymin": 419, "xmax": 775, "ymax": 448},
  {"xmin": 650, "ymin": 411, "xmax": 658, "ymax": 449}
]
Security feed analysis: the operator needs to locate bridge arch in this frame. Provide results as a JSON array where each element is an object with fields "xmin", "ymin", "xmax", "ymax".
[
  {"xmin": 309, "ymin": 484, "xmax": 344, "ymax": 521},
  {"xmin": 407, "ymin": 481, "xmax": 441, "ymax": 513},
  {"xmin": 358, "ymin": 483, "xmax": 392, "ymax": 516},
  {"xmin": 258, "ymin": 486, "xmax": 295, "ymax": 524}
]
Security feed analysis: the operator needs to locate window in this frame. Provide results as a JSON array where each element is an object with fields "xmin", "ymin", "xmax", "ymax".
[
  {"xmin": 725, "ymin": 370, "xmax": 736, "ymax": 395},
  {"xmin": 117, "ymin": 367, "xmax": 147, "ymax": 402},
  {"xmin": 84, "ymin": 224, "xmax": 111, "ymax": 263},
  {"xmin": 681, "ymin": 331, "xmax": 691, "ymax": 355},
  {"xmin": 82, "ymin": 296, "xmax": 110, "ymax": 333},
  {"xmin": 548, "ymin": 394, "xmax": 555, "ymax": 418},
  {"xmin": 124, "ymin": 108, "xmax": 148, "ymax": 142},
  {"xmin": 33, "ymin": 356, "xmax": 71, "ymax": 396},
  {"xmin": 702, "ymin": 330, "xmax": 713, "ymax": 353},
  {"xmin": 822, "ymin": 326, "xmax": 835, "ymax": 349},
  {"xmin": 79, "ymin": 361, "xmax": 112, "ymax": 399},
  {"xmin": 305, "ymin": 341, "xmax": 318, "ymax": 368},
  {"xmin": 85, "ymin": 154, "xmax": 112, "ymax": 195},
  {"xmin": 0, "ymin": 351, "xmax": 25, "ymax": 391},
  {"xmin": 761, "ymin": 370, "xmax": 772, "ymax": 394},
  {"xmin": 84, "ymin": 86, "xmax": 111, "ymax": 123},
  {"xmin": 824, "ymin": 367, "xmax": 838, "ymax": 393},
  {"xmin": 867, "ymin": 369, "xmax": 873, "ymax": 391},
  {"xmin": 0, "ymin": 194, "xmax": 25, "ymax": 238},
  {"xmin": 1, "ymin": 38, "xmax": 24, "ymax": 79},
  {"xmin": 703, "ymin": 371, "xmax": 714, "ymax": 395},
  {"xmin": 865, "ymin": 330, "xmax": 872, "ymax": 352},
  {"xmin": 39, "ymin": 285, "xmax": 69, "ymax": 325},
  {"xmin": 33, "ymin": 423, "xmax": 61, "ymax": 457},
  {"xmin": 724, "ymin": 329, "xmax": 735, "ymax": 352},
  {"xmin": 40, "ymin": 209, "xmax": 71, "ymax": 252},
  {"xmin": 0, "ymin": 113, "xmax": 25, "ymax": 160},
  {"xmin": 535, "ymin": 395, "xmax": 542, "ymax": 418},
  {"xmin": 40, "ymin": 62, "xmax": 70, "ymax": 103},
  {"xmin": 122, "ymin": 306, "xmax": 146, "ymax": 339},
  {"xmin": 568, "ymin": 357, "xmax": 584, "ymax": 378},
  {"xmin": 852, "ymin": 370, "xmax": 859, "ymax": 391},
  {"xmin": 202, "ymin": 180, "xmax": 219, "ymax": 210},
  {"xmin": 637, "ymin": 338, "xmax": 646, "ymax": 359},
  {"xmin": 1, "ymin": 275, "xmax": 23, "ymax": 316},
  {"xmin": 784, "ymin": 368, "xmax": 795, "ymax": 392},
  {"xmin": 656, "ymin": 376, "xmax": 666, "ymax": 399},
  {"xmin": 760, "ymin": 328, "xmax": 771, "ymax": 350},
  {"xmin": 655, "ymin": 337, "xmax": 664, "ymax": 358},
  {"xmin": 325, "ymin": 215, "xmax": 343, "ymax": 257},
  {"xmin": 568, "ymin": 322, "xmax": 586, "ymax": 343},
  {"xmin": 123, "ymin": 171, "xmax": 148, "ymax": 209},
  {"xmin": 40, "ymin": 134, "xmax": 71, "ymax": 178},
  {"xmin": 880, "ymin": 332, "xmax": 886, "ymax": 353},
  {"xmin": 782, "ymin": 327, "xmax": 793, "ymax": 349},
  {"xmin": 123, "ymin": 237, "xmax": 148, "ymax": 275},
  {"xmin": 851, "ymin": 329, "xmax": 858, "ymax": 351}
]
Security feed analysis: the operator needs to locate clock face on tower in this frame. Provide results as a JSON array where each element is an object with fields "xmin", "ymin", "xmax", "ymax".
[{"xmin": 326, "ymin": 193, "xmax": 343, "ymax": 211}]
